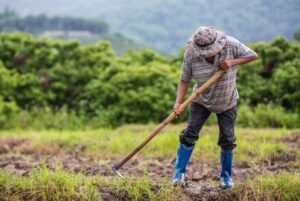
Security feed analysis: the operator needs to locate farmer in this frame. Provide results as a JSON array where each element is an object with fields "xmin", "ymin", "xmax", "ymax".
[{"xmin": 173, "ymin": 26, "xmax": 258, "ymax": 188}]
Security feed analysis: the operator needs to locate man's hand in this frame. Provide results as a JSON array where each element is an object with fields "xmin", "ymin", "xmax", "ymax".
[
  {"xmin": 217, "ymin": 59, "xmax": 234, "ymax": 70},
  {"xmin": 173, "ymin": 102, "xmax": 183, "ymax": 118},
  {"xmin": 174, "ymin": 80, "xmax": 189, "ymax": 118},
  {"xmin": 218, "ymin": 56, "xmax": 258, "ymax": 70}
]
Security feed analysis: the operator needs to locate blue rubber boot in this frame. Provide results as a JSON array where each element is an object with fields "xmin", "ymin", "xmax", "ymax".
[
  {"xmin": 220, "ymin": 150, "xmax": 234, "ymax": 188},
  {"xmin": 172, "ymin": 143, "xmax": 194, "ymax": 185}
]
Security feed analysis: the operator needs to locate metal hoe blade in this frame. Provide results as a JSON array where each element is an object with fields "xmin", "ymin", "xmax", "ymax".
[{"xmin": 111, "ymin": 164, "xmax": 124, "ymax": 178}]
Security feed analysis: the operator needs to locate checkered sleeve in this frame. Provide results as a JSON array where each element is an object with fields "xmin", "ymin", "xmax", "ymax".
[
  {"xmin": 235, "ymin": 41, "xmax": 258, "ymax": 58},
  {"xmin": 180, "ymin": 51, "xmax": 192, "ymax": 83}
]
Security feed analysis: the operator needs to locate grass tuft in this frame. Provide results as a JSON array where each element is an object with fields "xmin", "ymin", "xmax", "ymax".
[
  {"xmin": 0, "ymin": 166, "xmax": 99, "ymax": 201},
  {"xmin": 234, "ymin": 173, "xmax": 300, "ymax": 201},
  {"xmin": 108, "ymin": 175, "xmax": 189, "ymax": 201}
]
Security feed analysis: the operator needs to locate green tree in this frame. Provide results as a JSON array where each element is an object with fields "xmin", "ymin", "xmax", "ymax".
[
  {"xmin": 272, "ymin": 59, "xmax": 300, "ymax": 112},
  {"xmin": 294, "ymin": 28, "xmax": 300, "ymax": 41},
  {"xmin": 84, "ymin": 63, "xmax": 178, "ymax": 126}
]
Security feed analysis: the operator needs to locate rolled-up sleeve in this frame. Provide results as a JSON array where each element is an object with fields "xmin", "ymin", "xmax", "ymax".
[
  {"xmin": 180, "ymin": 51, "xmax": 192, "ymax": 82},
  {"xmin": 235, "ymin": 41, "xmax": 258, "ymax": 58}
]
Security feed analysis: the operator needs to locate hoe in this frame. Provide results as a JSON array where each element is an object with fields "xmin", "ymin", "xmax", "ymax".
[{"xmin": 112, "ymin": 70, "xmax": 225, "ymax": 178}]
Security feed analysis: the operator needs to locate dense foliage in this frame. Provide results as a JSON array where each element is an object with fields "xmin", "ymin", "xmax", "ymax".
[
  {"xmin": 0, "ymin": 33, "xmax": 299, "ymax": 128},
  {"xmin": 294, "ymin": 28, "xmax": 300, "ymax": 41},
  {"xmin": 1, "ymin": 0, "xmax": 300, "ymax": 54}
]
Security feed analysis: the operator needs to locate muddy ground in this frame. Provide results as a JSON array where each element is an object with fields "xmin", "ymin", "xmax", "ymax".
[{"xmin": 0, "ymin": 134, "xmax": 299, "ymax": 201}]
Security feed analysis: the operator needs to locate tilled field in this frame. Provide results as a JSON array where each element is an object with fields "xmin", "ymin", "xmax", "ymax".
[{"xmin": 0, "ymin": 133, "xmax": 299, "ymax": 200}]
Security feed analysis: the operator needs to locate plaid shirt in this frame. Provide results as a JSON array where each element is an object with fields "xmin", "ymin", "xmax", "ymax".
[{"xmin": 180, "ymin": 36, "xmax": 258, "ymax": 113}]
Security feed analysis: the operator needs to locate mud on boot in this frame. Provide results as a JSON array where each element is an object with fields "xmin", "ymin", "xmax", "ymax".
[
  {"xmin": 172, "ymin": 144, "xmax": 194, "ymax": 186},
  {"xmin": 220, "ymin": 150, "xmax": 234, "ymax": 189},
  {"xmin": 172, "ymin": 172, "xmax": 186, "ymax": 186}
]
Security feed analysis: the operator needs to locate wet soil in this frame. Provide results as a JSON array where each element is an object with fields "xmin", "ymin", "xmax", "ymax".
[{"xmin": 0, "ymin": 135, "xmax": 299, "ymax": 201}]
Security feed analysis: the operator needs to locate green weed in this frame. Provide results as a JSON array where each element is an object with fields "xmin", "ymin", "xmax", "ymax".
[
  {"xmin": 234, "ymin": 173, "xmax": 300, "ymax": 201},
  {"xmin": 0, "ymin": 166, "xmax": 99, "ymax": 201},
  {"xmin": 110, "ymin": 175, "xmax": 188, "ymax": 201}
]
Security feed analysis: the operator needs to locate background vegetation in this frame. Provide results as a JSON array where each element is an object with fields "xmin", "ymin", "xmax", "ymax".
[{"xmin": 0, "ymin": 32, "xmax": 299, "ymax": 129}]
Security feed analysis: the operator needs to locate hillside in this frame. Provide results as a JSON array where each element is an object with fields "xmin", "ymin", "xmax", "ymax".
[
  {"xmin": 0, "ymin": 10, "xmax": 142, "ymax": 55},
  {"xmin": 1, "ymin": 0, "xmax": 300, "ymax": 55}
]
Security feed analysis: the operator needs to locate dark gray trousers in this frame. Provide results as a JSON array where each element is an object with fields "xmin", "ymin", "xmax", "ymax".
[{"xmin": 179, "ymin": 102, "xmax": 237, "ymax": 151}]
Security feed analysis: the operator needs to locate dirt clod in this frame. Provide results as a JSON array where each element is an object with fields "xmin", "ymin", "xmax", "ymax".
[{"xmin": 262, "ymin": 150, "xmax": 297, "ymax": 166}]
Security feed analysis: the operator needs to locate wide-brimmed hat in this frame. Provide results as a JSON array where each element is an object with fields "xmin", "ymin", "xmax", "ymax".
[{"xmin": 186, "ymin": 26, "xmax": 227, "ymax": 58}]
